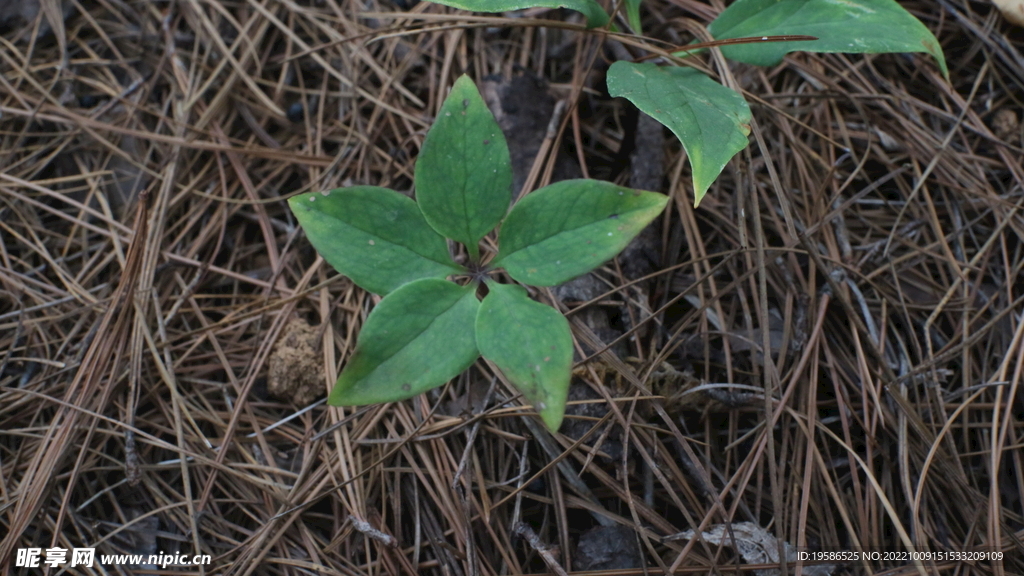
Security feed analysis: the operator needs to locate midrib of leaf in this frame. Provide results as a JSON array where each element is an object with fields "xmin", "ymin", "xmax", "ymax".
[
  {"xmin": 334, "ymin": 216, "xmax": 459, "ymax": 270},
  {"xmin": 361, "ymin": 290, "xmax": 473, "ymax": 368},
  {"xmin": 495, "ymin": 202, "xmax": 648, "ymax": 266},
  {"xmin": 456, "ymin": 127, "xmax": 474, "ymax": 244}
]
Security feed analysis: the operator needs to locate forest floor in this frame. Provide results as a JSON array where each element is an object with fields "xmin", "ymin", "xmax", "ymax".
[{"xmin": 1, "ymin": 0, "xmax": 1023, "ymax": 574}]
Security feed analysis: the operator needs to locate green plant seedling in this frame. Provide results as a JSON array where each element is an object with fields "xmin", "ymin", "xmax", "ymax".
[
  {"xmin": 289, "ymin": 75, "xmax": 668, "ymax": 431},
  {"xmin": 425, "ymin": 0, "xmax": 946, "ymax": 207}
]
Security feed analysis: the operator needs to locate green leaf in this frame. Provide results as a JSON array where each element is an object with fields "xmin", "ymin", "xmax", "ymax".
[
  {"xmin": 416, "ymin": 75, "xmax": 512, "ymax": 257},
  {"xmin": 330, "ymin": 278, "xmax": 480, "ymax": 406},
  {"xmin": 706, "ymin": 0, "xmax": 947, "ymax": 79},
  {"xmin": 624, "ymin": 0, "xmax": 642, "ymax": 34},
  {"xmin": 425, "ymin": 0, "xmax": 610, "ymax": 28},
  {"xmin": 493, "ymin": 179, "xmax": 668, "ymax": 285},
  {"xmin": 289, "ymin": 186, "xmax": 462, "ymax": 295},
  {"xmin": 607, "ymin": 62, "xmax": 751, "ymax": 207},
  {"xmin": 476, "ymin": 283, "xmax": 573, "ymax": 431}
]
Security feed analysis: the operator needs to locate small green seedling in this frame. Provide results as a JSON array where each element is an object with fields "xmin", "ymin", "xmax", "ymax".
[{"xmin": 289, "ymin": 75, "xmax": 667, "ymax": 431}]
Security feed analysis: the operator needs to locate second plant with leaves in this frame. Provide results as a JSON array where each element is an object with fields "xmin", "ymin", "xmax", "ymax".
[
  {"xmin": 289, "ymin": 75, "xmax": 667, "ymax": 431},
  {"xmin": 427, "ymin": 0, "xmax": 947, "ymax": 207}
]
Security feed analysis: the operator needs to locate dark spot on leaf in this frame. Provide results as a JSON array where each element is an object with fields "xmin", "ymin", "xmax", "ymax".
[
  {"xmin": 609, "ymin": 213, "xmax": 619, "ymax": 219},
  {"xmin": 462, "ymin": 98, "xmax": 469, "ymax": 108},
  {"xmin": 632, "ymin": 190, "xmax": 641, "ymax": 196},
  {"xmin": 402, "ymin": 383, "xmax": 411, "ymax": 392},
  {"xmin": 550, "ymin": 345, "xmax": 556, "ymax": 350},
  {"xmin": 483, "ymin": 139, "xmax": 490, "ymax": 145}
]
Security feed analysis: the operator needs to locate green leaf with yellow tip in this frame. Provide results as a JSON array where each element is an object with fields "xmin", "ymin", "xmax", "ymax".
[
  {"xmin": 493, "ymin": 179, "xmax": 668, "ymax": 285},
  {"xmin": 476, "ymin": 283, "xmax": 573, "ymax": 431}
]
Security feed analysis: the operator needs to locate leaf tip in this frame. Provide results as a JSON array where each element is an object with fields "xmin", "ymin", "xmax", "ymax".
[
  {"xmin": 453, "ymin": 73, "xmax": 477, "ymax": 92},
  {"xmin": 327, "ymin": 374, "xmax": 355, "ymax": 406},
  {"xmin": 539, "ymin": 407, "xmax": 564, "ymax": 433}
]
